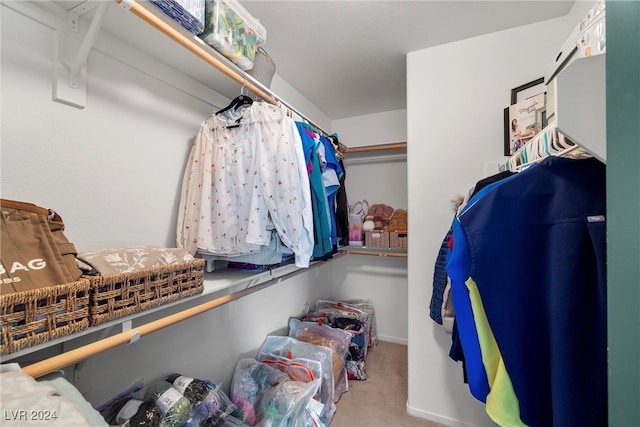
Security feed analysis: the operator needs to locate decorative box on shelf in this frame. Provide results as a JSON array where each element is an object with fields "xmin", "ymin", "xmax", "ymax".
[
  {"xmin": 87, "ymin": 258, "xmax": 205, "ymax": 326},
  {"xmin": 364, "ymin": 231, "xmax": 390, "ymax": 249},
  {"xmin": 0, "ymin": 279, "xmax": 91, "ymax": 356}
]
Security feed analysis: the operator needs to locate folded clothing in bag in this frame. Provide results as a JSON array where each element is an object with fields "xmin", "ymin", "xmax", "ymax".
[
  {"xmin": 331, "ymin": 317, "xmax": 367, "ymax": 380},
  {"xmin": 258, "ymin": 335, "xmax": 336, "ymax": 423}
]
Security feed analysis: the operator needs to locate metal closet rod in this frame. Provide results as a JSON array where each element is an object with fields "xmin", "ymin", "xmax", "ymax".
[{"xmin": 114, "ymin": 0, "xmax": 328, "ymax": 136}]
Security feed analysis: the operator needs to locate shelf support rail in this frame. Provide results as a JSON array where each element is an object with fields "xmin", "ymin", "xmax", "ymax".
[
  {"xmin": 68, "ymin": 1, "xmax": 108, "ymax": 89},
  {"xmin": 53, "ymin": 1, "xmax": 108, "ymax": 109}
]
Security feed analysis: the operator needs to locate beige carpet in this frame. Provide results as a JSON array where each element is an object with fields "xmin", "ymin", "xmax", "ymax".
[{"xmin": 330, "ymin": 341, "xmax": 444, "ymax": 427}]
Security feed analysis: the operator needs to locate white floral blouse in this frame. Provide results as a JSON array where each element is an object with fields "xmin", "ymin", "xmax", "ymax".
[{"xmin": 177, "ymin": 102, "xmax": 314, "ymax": 268}]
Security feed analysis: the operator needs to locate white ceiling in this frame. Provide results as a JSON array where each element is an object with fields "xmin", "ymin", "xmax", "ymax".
[{"xmin": 240, "ymin": 1, "xmax": 575, "ymax": 120}]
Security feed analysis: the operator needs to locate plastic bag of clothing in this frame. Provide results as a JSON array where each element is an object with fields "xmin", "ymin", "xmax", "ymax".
[
  {"xmin": 343, "ymin": 298, "xmax": 379, "ymax": 348},
  {"xmin": 331, "ymin": 317, "xmax": 367, "ymax": 380},
  {"xmin": 313, "ymin": 300, "xmax": 372, "ymax": 348},
  {"xmin": 229, "ymin": 358, "xmax": 290, "ymax": 426},
  {"xmin": 182, "ymin": 387, "xmax": 238, "ymax": 427},
  {"xmin": 257, "ymin": 347, "xmax": 328, "ymax": 424},
  {"xmin": 288, "ymin": 318, "xmax": 351, "ymax": 401},
  {"xmin": 258, "ymin": 335, "xmax": 336, "ymax": 418},
  {"xmin": 255, "ymin": 379, "xmax": 321, "ymax": 427}
]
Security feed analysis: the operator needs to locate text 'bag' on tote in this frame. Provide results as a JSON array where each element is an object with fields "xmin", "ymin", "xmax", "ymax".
[{"xmin": 1, "ymin": 199, "xmax": 82, "ymax": 294}]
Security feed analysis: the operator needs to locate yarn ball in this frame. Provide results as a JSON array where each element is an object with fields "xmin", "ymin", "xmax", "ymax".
[
  {"xmin": 128, "ymin": 401, "xmax": 162, "ymax": 427},
  {"xmin": 363, "ymin": 220, "xmax": 375, "ymax": 231},
  {"xmin": 165, "ymin": 374, "xmax": 215, "ymax": 405},
  {"xmin": 144, "ymin": 381, "xmax": 192, "ymax": 427}
]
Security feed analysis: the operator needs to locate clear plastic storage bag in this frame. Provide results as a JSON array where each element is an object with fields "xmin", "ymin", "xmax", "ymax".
[
  {"xmin": 331, "ymin": 317, "xmax": 367, "ymax": 380},
  {"xmin": 142, "ymin": 380, "xmax": 193, "ymax": 427},
  {"xmin": 255, "ymin": 378, "xmax": 321, "ymax": 427},
  {"xmin": 344, "ymin": 298, "xmax": 379, "ymax": 348},
  {"xmin": 229, "ymin": 358, "xmax": 289, "ymax": 426},
  {"xmin": 164, "ymin": 374, "xmax": 238, "ymax": 427},
  {"xmin": 315, "ymin": 299, "xmax": 375, "ymax": 348},
  {"xmin": 288, "ymin": 318, "xmax": 351, "ymax": 401},
  {"xmin": 258, "ymin": 335, "xmax": 335, "ymax": 414}
]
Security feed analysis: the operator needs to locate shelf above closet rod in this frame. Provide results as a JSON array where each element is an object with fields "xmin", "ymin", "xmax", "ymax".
[{"xmin": 114, "ymin": 0, "xmax": 328, "ymax": 136}]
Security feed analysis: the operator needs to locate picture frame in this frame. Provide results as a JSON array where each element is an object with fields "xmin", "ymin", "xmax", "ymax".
[
  {"xmin": 504, "ymin": 77, "xmax": 546, "ymax": 156},
  {"xmin": 510, "ymin": 77, "xmax": 545, "ymax": 105},
  {"xmin": 504, "ymin": 93, "xmax": 546, "ymax": 156}
]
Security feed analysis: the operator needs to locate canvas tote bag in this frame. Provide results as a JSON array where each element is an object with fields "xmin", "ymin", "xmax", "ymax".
[{"xmin": 0, "ymin": 199, "xmax": 82, "ymax": 294}]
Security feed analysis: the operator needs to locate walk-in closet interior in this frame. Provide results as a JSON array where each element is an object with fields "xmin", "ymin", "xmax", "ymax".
[{"xmin": 1, "ymin": 0, "xmax": 638, "ymax": 426}]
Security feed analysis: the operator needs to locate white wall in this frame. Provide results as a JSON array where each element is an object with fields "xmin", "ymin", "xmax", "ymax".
[
  {"xmin": 330, "ymin": 110, "xmax": 409, "ymax": 344},
  {"xmin": 0, "ymin": 1, "xmax": 335, "ymax": 407},
  {"xmin": 333, "ymin": 109, "xmax": 408, "ymax": 210},
  {"xmin": 333, "ymin": 109, "xmax": 407, "ymax": 148},
  {"xmin": 270, "ymin": 74, "xmax": 332, "ymax": 132},
  {"xmin": 406, "ymin": 17, "xmax": 570, "ymax": 426}
]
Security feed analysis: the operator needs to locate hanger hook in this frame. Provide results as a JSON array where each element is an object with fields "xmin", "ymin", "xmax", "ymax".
[{"xmin": 241, "ymin": 78, "xmax": 247, "ymax": 96}]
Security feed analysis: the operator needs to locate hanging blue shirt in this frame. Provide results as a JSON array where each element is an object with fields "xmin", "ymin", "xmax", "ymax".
[{"xmin": 457, "ymin": 156, "xmax": 607, "ymax": 427}]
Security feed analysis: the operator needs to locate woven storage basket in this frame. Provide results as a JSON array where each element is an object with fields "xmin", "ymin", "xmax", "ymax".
[
  {"xmin": 88, "ymin": 258, "xmax": 205, "ymax": 326},
  {"xmin": 390, "ymin": 231, "xmax": 408, "ymax": 249},
  {"xmin": 0, "ymin": 279, "xmax": 91, "ymax": 355},
  {"xmin": 365, "ymin": 231, "xmax": 389, "ymax": 249},
  {"xmin": 247, "ymin": 47, "xmax": 276, "ymax": 88}
]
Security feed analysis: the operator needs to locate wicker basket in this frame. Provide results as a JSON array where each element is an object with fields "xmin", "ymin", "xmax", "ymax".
[
  {"xmin": 365, "ymin": 231, "xmax": 389, "ymax": 249},
  {"xmin": 0, "ymin": 279, "xmax": 91, "ymax": 356},
  {"xmin": 390, "ymin": 231, "xmax": 408, "ymax": 249},
  {"xmin": 88, "ymin": 259, "xmax": 205, "ymax": 326}
]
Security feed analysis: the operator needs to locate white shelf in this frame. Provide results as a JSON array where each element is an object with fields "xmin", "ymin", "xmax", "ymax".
[
  {"xmin": 2, "ymin": 257, "xmax": 343, "ymax": 364},
  {"xmin": 555, "ymin": 55, "xmax": 606, "ymax": 163}
]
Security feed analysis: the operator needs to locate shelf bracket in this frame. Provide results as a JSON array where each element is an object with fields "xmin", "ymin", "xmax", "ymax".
[{"xmin": 53, "ymin": 1, "xmax": 108, "ymax": 109}]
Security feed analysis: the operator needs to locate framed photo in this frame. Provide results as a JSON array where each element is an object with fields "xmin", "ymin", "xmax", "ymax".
[
  {"xmin": 504, "ymin": 77, "xmax": 547, "ymax": 156},
  {"xmin": 504, "ymin": 93, "xmax": 546, "ymax": 156},
  {"xmin": 510, "ymin": 77, "xmax": 545, "ymax": 105}
]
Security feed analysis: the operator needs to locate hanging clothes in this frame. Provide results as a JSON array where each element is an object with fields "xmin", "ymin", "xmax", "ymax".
[
  {"xmin": 326, "ymin": 134, "xmax": 349, "ymax": 247},
  {"xmin": 446, "ymin": 156, "xmax": 607, "ymax": 427},
  {"xmin": 430, "ymin": 170, "xmax": 516, "ymax": 329},
  {"xmin": 176, "ymin": 101, "xmax": 314, "ymax": 268},
  {"xmin": 318, "ymin": 135, "xmax": 343, "ymax": 252},
  {"xmin": 295, "ymin": 122, "xmax": 333, "ymax": 259}
]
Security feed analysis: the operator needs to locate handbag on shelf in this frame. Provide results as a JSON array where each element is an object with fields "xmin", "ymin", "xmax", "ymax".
[{"xmin": 1, "ymin": 199, "xmax": 82, "ymax": 294}]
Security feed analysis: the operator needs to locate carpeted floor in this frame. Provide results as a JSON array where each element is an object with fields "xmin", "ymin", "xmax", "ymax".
[{"xmin": 330, "ymin": 341, "xmax": 444, "ymax": 427}]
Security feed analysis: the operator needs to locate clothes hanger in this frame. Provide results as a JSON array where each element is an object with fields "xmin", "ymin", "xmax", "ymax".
[{"xmin": 216, "ymin": 80, "xmax": 253, "ymax": 116}]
